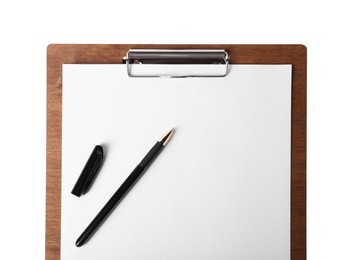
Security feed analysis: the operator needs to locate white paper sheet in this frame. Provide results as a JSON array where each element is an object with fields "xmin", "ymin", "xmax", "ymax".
[{"xmin": 61, "ymin": 64, "xmax": 292, "ymax": 260}]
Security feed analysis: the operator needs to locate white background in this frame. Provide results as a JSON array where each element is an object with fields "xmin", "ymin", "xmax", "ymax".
[{"xmin": 0, "ymin": 1, "xmax": 351, "ymax": 259}]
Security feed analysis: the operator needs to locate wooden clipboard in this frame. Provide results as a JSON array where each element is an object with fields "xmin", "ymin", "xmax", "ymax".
[{"xmin": 46, "ymin": 44, "xmax": 306, "ymax": 260}]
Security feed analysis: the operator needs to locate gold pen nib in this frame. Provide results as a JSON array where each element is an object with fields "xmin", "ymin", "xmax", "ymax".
[{"xmin": 159, "ymin": 128, "xmax": 174, "ymax": 146}]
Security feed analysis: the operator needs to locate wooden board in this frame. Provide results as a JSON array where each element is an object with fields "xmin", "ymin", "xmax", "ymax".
[{"xmin": 46, "ymin": 44, "xmax": 306, "ymax": 260}]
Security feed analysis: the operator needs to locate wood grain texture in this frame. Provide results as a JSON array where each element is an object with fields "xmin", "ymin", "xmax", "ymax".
[{"xmin": 46, "ymin": 44, "xmax": 306, "ymax": 260}]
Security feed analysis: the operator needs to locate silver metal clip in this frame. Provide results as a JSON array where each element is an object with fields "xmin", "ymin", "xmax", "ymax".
[{"xmin": 123, "ymin": 49, "xmax": 230, "ymax": 78}]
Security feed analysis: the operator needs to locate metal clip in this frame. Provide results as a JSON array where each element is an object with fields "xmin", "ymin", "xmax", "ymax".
[{"xmin": 123, "ymin": 49, "xmax": 230, "ymax": 78}]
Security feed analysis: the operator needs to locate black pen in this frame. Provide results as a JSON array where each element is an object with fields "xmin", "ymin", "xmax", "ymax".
[{"xmin": 75, "ymin": 128, "xmax": 174, "ymax": 247}]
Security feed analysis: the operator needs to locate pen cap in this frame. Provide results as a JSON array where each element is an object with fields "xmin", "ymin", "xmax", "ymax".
[{"xmin": 71, "ymin": 145, "xmax": 104, "ymax": 197}]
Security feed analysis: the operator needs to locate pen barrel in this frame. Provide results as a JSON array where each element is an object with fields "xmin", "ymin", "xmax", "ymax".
[
  {"xmin": 103, "ymin": 164, "xmax": 146, "ymax": 215},
  {"xmin": 140, "ymin": 141, "xmax": 164, "ymax": 168},
  {"xmin": 76, "ymin": 164, "xmax": 145, "ymax": 245},
  {"xmin": 76, "ymin": 140, "xmax": 167, "ymax": 247}
]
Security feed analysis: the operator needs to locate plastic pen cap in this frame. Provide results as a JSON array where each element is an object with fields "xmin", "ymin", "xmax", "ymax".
[{"xmin": 71, "ymin": 145, "xmax": 104, "ymax": 197}]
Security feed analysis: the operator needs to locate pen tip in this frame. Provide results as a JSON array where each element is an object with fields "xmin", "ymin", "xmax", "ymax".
[{"xmin": 159, "ymin": 128, "xmax": 175, "ymax": 146}]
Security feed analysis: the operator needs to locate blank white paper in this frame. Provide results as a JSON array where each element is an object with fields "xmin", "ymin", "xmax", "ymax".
[{"xmin": 61, "ymin": 64, "xmax": 292, "ymax": 260}]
